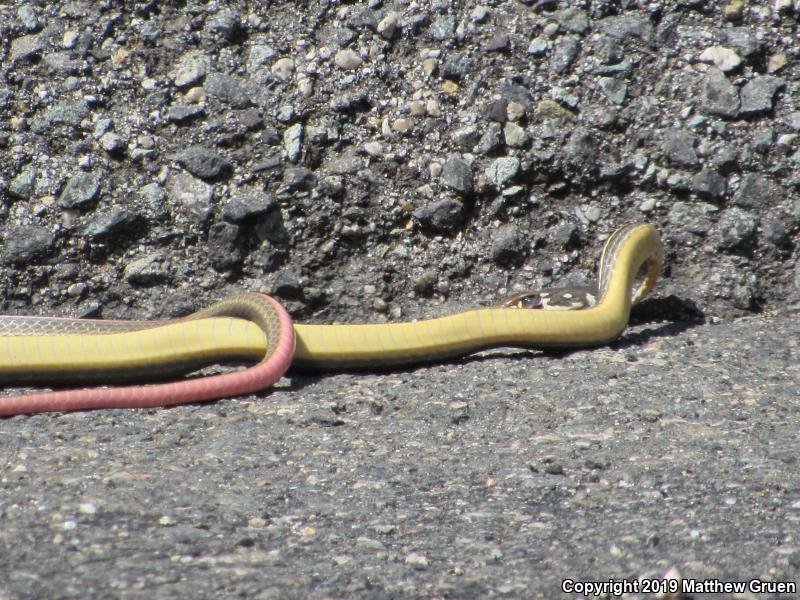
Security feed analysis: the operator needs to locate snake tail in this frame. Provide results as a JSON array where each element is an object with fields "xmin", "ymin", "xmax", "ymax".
[{"xmin": 0, "ymin": 294, "xmax": 295, "ymax": 416}]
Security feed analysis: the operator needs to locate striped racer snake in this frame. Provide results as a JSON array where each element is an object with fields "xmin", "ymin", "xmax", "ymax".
[{"xmin": 0, "ymin": 223, "xmax": 662, "ymax": 416}]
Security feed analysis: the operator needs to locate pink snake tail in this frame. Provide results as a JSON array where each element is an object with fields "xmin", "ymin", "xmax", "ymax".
[{"xmin": 0, "ymin": 294, "xmax": 295, "ymax": 416}]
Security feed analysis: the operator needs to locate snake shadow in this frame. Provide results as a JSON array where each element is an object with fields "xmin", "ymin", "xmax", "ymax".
[{"xmin": 284, "ymin": 295, "xmax": 705, "ymax": 389}]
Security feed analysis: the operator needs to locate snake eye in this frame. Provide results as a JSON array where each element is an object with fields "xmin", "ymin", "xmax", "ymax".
[{"xmin": 521, "ymin": 295, "xmax": 544, "ymax": 309}]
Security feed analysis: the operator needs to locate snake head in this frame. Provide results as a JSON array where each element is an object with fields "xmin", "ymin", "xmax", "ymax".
[{"xmin": 496, "ymin": 287, "xmax": 598, "ymax": 311}]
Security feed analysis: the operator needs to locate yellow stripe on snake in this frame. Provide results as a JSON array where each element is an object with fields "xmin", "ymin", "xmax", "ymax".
[{"xmin": 0, "ymin": 223, "xmax": 662, "ymax": 415}]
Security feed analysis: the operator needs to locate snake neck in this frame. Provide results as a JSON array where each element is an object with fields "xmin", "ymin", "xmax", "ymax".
[
  {"xmin": 292, "ymin": 223, "xmax": 662, "ymax": 370},
  {"xmin": 597, "ymin": 223, "xmax": 663, "ymax": 308}
]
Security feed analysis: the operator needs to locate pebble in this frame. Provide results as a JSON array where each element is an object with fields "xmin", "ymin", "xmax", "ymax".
[
  {"xmin": 535, "ymin": 99, "xmax": 574, "ymax": 120},
  {"xmin": 726, "ymin": 27, "xmax": 759, "ymax": 58},
  {"xmin": 45, "ymin": 51, "xmax": 82, "ymax": 76},
  {"xmin": 10, "ymin": 33, "xmax": 46, "ymax": 62},
  {"xmin": 542, "ymin": 22, "xmax": 559, "ymax": 37},
  {"xmin": 271, "ymin": 58, "xmax": 295, "ymax": 81},
  {"xmin": 717, "ymin": 207, "xmax": 759, "ymax": 252},
  {"xmin": 272, "ymin": 272, "xmax": 303, "ymax": 300},
  {"xmin": 284, "ymin": 123, "xmax": 303, "ymax": 162},
  {"xmin": 363, "ymin": 141, "xmax": 384, "ymax": 158},
  {"xmin": 739, "ymin": 75, "xmax": 785, "ymax": 116},
  {"xmin": 409, "ymin": 100, "xmax": 426, "ymax": 116},
  {"xmin": 555, "ymin": 7, "xmax": 590, "ymax": 34},
  {"xmin": 167, "ymin": 171, "xmax": 214, "ymax": 225},
  {"xmin": 665, "ymin": 171, "xmax": 690, "ymax": 192},
  {"xmin": 440, "ymin": 156, "xmax": 473, "ymax": 194},
  {"xmin": 238, "ymin": 109, "xmax": 263, "ymax": 131},
  {"xmin": 422, "ymin": 58, "xmax": 438, "ymax": 77},
  {"xmin": 767, "ymin": 53, "xmax": 787, "ymax": 74},
  {"xmin": 207, "ymin": 222, "xmax": 242, "ymax": 271},
  {"xmin": 137, "ymin": 182, "xmax": 167, "ymax": 216},
  {"xmin": 9, "ymin": 165, "xmax": 37, "ymax": 199},
  {"xmin": 486, "ymin": 157, "xmax": 520, "ymax": 187},
  {"xmin": 247, "ymin": 44, "xmax": 276, "ymax": 72},
  {"xmin": 599, "ymin": 14, "xmax": 653, "ymax": 42},
  {"xmin": 484, "ymin": 33, "xmax": 510, "ymax": 52},
  {"xmin": 773, "ymin": 0, "xmax": 795, "ymax": 13},
  {"xmin": 83, "ymin": 209, "xmax": 144, "ymax": 241},
  {"xmin": 690, "ymin": 168, "xmax": 726, "ymax": 199},
  {"xmin": 283, "ymin": 166, "xmax": 316, "ymax": 191},
  {"xmin": 506, "ymin": 101, "xmax": 526, "ymax": 122},
  {"xmin": 639, "ymin": 197, "xmax": 657, "ymax": 212},
  {"xmin": 62, "ymin": 30, "xmax": 79, "ymax": 49},
  {"xmin": 172, "ymin": 146, "xmax": 232, "ymax": 180},
  {"xmin": 598, "ymin": 76, "xmax": 627, "ymax": 105},
  {"xmin": 184, "ymin": 87, "xmax": 206, "ymax": 104},
  {"xmin": 733, "ymin": 174, "xmax": 778, "ymax": 208},
  {"xmin": 276, "ymin": 105, "xmax": 294, "ymax": 123},
  {"xmin": 662, "ymin": 130, "xmax": 698, "ymax": 168},
  {"xmin": 491, "ymin": 225, "xmax": 525, "ymax": 265},
  {"xmin": 710, "ymin": 145, "xmax": 739, "ymax": 173},
  {"xmin": 503, "ymin": 122, "xmax": 529, "ymax": 147},
  {"xmin": 331, "ymin": 92, "xmax": 370, "ymax": 113},
  {"xmin": 485, "ymin": 99, "xmax": 508, "ymax": 123},
  {"xmin": 124, "ymin": 252, "xmax": 170, "ymax": 286},
  {"xmin": 413, "ymin": 198, "xmax": 465, "ymax": 233},
  {"xmin": 697, "ymin": 46, "xmax": 742, "ymax": 72},
  {"xmin": 58, "ymin": 171, "xmax": 101, "ymax": 209},
  {"xmin": 430, "ymin": 15, "xmax": 455, "ymax": 41},
  {"xmin": 562, "ymin": 127, "xmax": 600, "ymax": 177},
  {"xmin": 763, "ymin": 219, "xmax": 788, "ymax": 246},
  {"xmin": 668, "ymin": 202, "xmax": 719, "ymax": 236},
  {"xmin": 30, "ymin": 100, "xmax": 89, "ymax": 133},
  {"xmin": 723, "ymin": 0, "xmax": 745, "ymax": 21},
  {"xmin": 441, "ymin": 80, "xmax": 459, "ymax": 96},
  {"xmin": 173, "ymin": 65, "xmax": 205, "ymax": 88},
  {"xmin": 205, "ymin": 10, "xmax": 242, "ymax": 43},
  {"xmin": 99, "ymin": 132, "xmax": 125, "ymax": 154},
  {"xmin": 377, "ymin": 12, "xmax": 400, "ymax": 39},
  {"xmin": 17, "ymin": 5, "xmax": 41, "ymax": 32},
  {"xmin": 392, "ymin": 118, "xmax": 413, "ymax": 134},
  {"xmin": 554, "ymin": 223, "xmax": 579, "ymax": 246},
  {"xmin": 334, "ymin": 49, "xmax": 363, "ymax": 70},
  {"xmin": 413, "ymin": 270, "xmax": 438, "ymax": 297},
  {"xmin": 297, "ymin": 76, "xmax": 314, "ymax": 98},
  {"xmin": 452, "ymin": 125, "xmax": 480, "ymax": 150},
  {"xmin": 550, "ymin": 36, "xmax": 580, "ymax": 74},
  {"xmin": 404, "ymin": 552, "xmax": 429, "ymax": 570},
  {"xmin": 472, "ymin": 6, "xmax": 490, "ymax": 22},
  {"xmin": 203, "ymin": 72, "xmax": 253, "ymax": 108},
  {"xmin": 474, "ymin": 124, "xmax": 501, "ymax": 155},
  {"xmin": 701, "ymin": 68, "xmax": 740, "ymax": 118},
  {"xmin": 776, "ymin": 133, "xmax": 796, "ymax": 149},
  {"xmin": 348, "ymin": 8, "xmax": 377, "ymax": 31},
  {"xmin": 527, "ymin": 37, "xmax": 548, "ymax": 56},
  {"xmin": 372, "ymin": 297, "xmax": 388, "ymax": 313},
  {"xmin": 66, "ymin": 282, "xmax": 85, "ymax": 297},
  {"xmin": 222, "ymin": 191, "xmax": 274, "ymax": 223},
  {"xmin": 441, "ymin": 54, "xmax": 472, "ymax": 81},
  {"xmin": 1, "ymin": 225, "xmax": 55, "ymax": 266}
]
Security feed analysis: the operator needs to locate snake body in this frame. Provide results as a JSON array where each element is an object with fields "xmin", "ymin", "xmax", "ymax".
[{"xmin": 0, "ymin": 223, "xmax": 662, "ymax": 415}]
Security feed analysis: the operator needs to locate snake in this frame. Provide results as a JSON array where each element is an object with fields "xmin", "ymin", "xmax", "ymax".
[{"xmin": 0, "ymin": 223, "xmax": 662, "ymax": 416}]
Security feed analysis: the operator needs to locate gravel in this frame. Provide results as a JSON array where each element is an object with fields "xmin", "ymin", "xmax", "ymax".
[{"xmin": 1, "ymin": 1, "xmax": 800, "ymax": 597}]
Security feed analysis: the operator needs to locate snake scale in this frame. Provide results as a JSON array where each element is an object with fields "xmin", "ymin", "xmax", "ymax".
[{"xmin": 0, "ymin": 223, "xmax": 663, "ymax": 416}]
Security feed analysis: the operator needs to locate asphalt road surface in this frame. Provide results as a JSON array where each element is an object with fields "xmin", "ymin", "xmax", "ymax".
[{"xmin": 1, "ymin": 310, "xmax": 798, "ymax": 599}]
